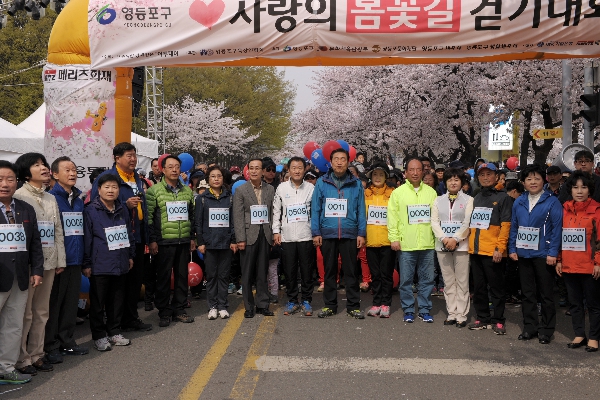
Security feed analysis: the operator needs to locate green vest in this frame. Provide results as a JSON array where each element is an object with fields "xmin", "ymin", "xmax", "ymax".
[{"xmin": 146, "ymin": 180, "xmax": 195, "ymax": 245}]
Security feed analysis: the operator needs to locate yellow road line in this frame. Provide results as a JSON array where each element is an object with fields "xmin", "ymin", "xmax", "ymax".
[
  {"xmin": 178, "ymin": 303, "xmax": 245, "ymax": 400},
  {"xmin": 229, "ymin": 309, "xmax": 280, "ymax": 400}
]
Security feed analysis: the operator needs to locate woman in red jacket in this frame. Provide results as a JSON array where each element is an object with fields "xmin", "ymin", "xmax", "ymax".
[{"xmin": 556, "ymin": 171, "xmax": 600, "ymax": 352}]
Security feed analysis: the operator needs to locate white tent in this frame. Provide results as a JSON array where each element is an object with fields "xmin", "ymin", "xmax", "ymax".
[
  {"xmin": 15, "ymin": 104, "xmax": 158, "ymax": 171},
  {"xmin": 0, "ymin": 117, "xmax": 44, "ymax": 162}
]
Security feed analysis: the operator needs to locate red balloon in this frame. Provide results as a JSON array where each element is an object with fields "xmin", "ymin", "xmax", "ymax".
[
  {"xmin": 243, "ymin": 164, "xmax": 249, "ymax": 180},
  {"xmin": 506, "ymin": 157, "xmax": 519, "ymax": 171},
  {"xmin": 303, "ymin": 142, "xmax": 320, "ymax": 159},
  {"xmin": 158, "ymin": 154, "xmax": 171, "ymax": 172},
  {"xmin": 322, "ymin": 140, "xmax": 341, "ymax": 161},
  {"xmin": 393, "ymin": 269, "xmax": 399, "ymax": 289},
  {"xmin": 349, "ymin": 146, "xmax": 357, "ymax": 162},
  {"xmin": 188, "ymin": 262, "xmax": 203, "ymax": 287}
]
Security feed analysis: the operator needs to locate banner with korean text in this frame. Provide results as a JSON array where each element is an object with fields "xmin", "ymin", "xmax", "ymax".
[
  {"xmin": 87, "ymin": 0, "xmax": 600, "ymax": 69},
  {"xmin": 43, "ymin": 63, "xmax": 116, "ymax": 192}
]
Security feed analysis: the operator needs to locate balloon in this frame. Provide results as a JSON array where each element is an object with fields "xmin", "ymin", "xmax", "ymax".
[
  {"xmin": 276, "ymin": 165, "xmax": 284, "ymax": 173},
  {"xmin": 349, "ymin": 146, "xmax": 357, "ymax": 162},
  {"xmin": 158, "ymin": 153, "xmax": 171, "ymax": 172},
  {"xmin": 303, "ymin": 141, "xmax": 320, "ymax": 159},
  {"xmin": 311, "ymin": 149, "xmax": 328, "ymax": 172},
  {"xmin": 281, "ymin": 157, "xmax": 290, "ymax": 165},
  {"xmin": 178, "ymin": 153, "xmax": 195, "ymax": 172},
  {"xmin": 232, "ymin": 180, "xmax": 246, "ymax": 195},
  {"xmin": 80, "ymin": 275, "xmax": 90, "ymax": 294},
  {"xmin": 243, "ymin": 164, "xmax": 249, "ymax": 180},
  {"xmin": 322, "ymin": 140, "xmax": 341, "ymax": 161},
  {"xmin": 196, "ymin": 249, "xmax": 204, "ymax": 260},
  {"xmin": 506, "ymin": 157, "xmax": 519, "ymax": 171},
  {"xmin": 188, "ymin": 261, "xmax": 203, "ymax": 287},
  {"xmin": 337, "ymin": 140, "xmax": 350, "ymax": 152},
  {"xmin": 393, "ymin": 269, "xmax": 399, "ymax": 289}
]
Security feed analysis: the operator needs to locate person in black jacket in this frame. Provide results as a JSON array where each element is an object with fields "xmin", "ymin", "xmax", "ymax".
[
  {"xmin": 0, "ymin": 160, "xmax": 43, "ymax": 385},
  {"xmin": 558, "ymin": 150, "xmax": 600, "ymax": 204},
  {"xmin": 195, "ymin": 166, "xmax": 237, "ymax": 320}
]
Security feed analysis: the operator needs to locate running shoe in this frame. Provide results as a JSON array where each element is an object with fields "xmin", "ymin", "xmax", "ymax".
[
  {"xmin": 317, "ymin": 282, "xmax": 324, "ymax": 292},
  {"xmin": 318, "ymin": 307, "xmax": 335, "ymax": 318},
  {"xmin": 228, "ymin": 283, "xmax": 235, "ymax": 294},
  {"xmin": 359, "ymin": 282, "xmax": 370, "ymax": 292},
  {"xmin": 94, "ymin": 337, "xmax": 112, "ymax": 352},
  {"xmin": 379, "ymin": 305, "xmax": 390, "ymax": 318},
  {"xmin": 283, "ymin": 302, "xmax": 301, "ymax": 315},
  {"xmin": 468, "ymin": 320, "xmax": 491, "ymax": 330},
  {"xmin": 367, "ymin": 306, "xmax": 381, "ymax": 317},
  {"xmin": 403, "ymin": 312, "xmax": 415, "ymax": 323},
  {"xmin": 0, "ymin": 370, "xmax": 32, "ymax": 385},
  {"xmin": 301, "ymin": 301, "xmax": 312, "ymax": 316},
  {"xmin": 492, "ymin": 323, "xmax": 506, "ymax": 335},
  {"xmin": 208, "ymin": 308, "xmax": 218, "ymax": 320},
  {"xmin": 219, "ymin": 310, "xmax": 230, "ymax": 319},
  {"xmin": 418, "ymin": 313, "xmax": 434, "ymax": 323},
  {"xmin": 347, "ymin": 309, "xmax": 365, "ymax": 319},
  {"xmin": 108, "ymin": 334, "xmax": 131, "ymax": 346}
]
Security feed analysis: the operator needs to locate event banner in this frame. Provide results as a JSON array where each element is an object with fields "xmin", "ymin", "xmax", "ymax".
[
  {"xmin": 88, "ymin": 0, "xmax": 600, "ymax": 68},
  {"xmin": 43, "ymin": 63, "xmax": 116, "ymax": 192}
]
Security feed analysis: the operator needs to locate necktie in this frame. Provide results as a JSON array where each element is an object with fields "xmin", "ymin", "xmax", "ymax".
[{"xmin": 6, "ymin": 209, "xmax": 15, "ymax": 224}]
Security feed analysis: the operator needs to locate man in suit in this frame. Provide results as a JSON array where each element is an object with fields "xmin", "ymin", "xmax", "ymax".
[
  {"xmin": 233, "ymin": 159, "xmax": 275, "ymax": 318},
  {"xmin": 0, "ymin": 160, "xmax": 44, "ymax": 385}
]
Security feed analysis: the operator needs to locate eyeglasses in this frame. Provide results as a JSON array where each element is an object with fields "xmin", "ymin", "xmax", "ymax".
[
  {"xmin": 575, "ymin": 159, "xmax": 593, "ymax": 164},
  {"xmin": 265, "ymin": 167, "xmax": 276, "ymax": 173}
]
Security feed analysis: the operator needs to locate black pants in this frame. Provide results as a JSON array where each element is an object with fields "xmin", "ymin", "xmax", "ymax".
[
  {"xmin": 144, "ymin": 253, "xmax": 156, "ymax": 302},
  {"xmin": 282, "ymin": 241, "xmax": 315, "ymax": 304},
  {"xmin": 241, "ymin": 231, "xmax": 270, "ymax": 311},
  {"xmin": 155, "ymin": 243, "xmax": 190, "ymax": 318},
  {"xmin": 470, "ymin": 254, "xmax": 506, "ymax": 324},
  {"xmin": 505, "ymin": 258, "xmax": 520, "ymax": 298},
  {"xmin": 518, "ymin": 257, "xmax": 556, "ymax": 336},
  {"xmin": 44, "ymin": 265, "xmax": 81, "ymax": 351},
  {"xmin": 366, "ymin": 246, "xmax": 395, "ymax": 307},
  {"xmin": 89, "ymin": 274, "xmax": 126, "ymax": 341},
  {"xmin": 563, "ymin": 273, "xmax": 600, "ymax": 340},
  {"xmin": 121, "ymin": 243, "xmax": 145, "ymax": 327},
  {"xmin": 205, "ymin": 249, "xmax": 232, "ymax": 311},
  {"xmin": 321, "ymin": 238, "xmax": 360, "ymax": 312}
]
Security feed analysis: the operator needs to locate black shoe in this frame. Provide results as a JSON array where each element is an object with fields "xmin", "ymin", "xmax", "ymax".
[
  {"xmin": 45, "ymin": 348, "xmax": 63, "ymax": 364},
  {"xmin": 518, "ymin": 332, "xmax": 538, "ymax": 341},
  {"xmin": 244, "ymin": 310, "xmax": 255, "ymax": 318},
  {"xmin": 122, "ymin": 318, "xmax": 153, "ymax": 332},
  {"xmin": 269, "ymin": 293, "xmax": 278, "ymax": 304},
  {"xmin": 159, "ymin": 317, "xmax": 171, "ymax": 327},
  {"xmin": 174, "ymin": 313, "xmax": 195, "ymax": 323},
  {"xmin": 32, "ymin": 359, "xmax": 53, "ymax": 372},
  {"xmin": 585, "ymin": 345, "xmax": 599, "ymax": 352},
  {"xmin": 455, "ymin": 321, "xmax": 467, "ymax": 328},
  {"xmin": 145, "ymin": 301, "xmax": 154, "ymax": 311},
  {"xmin": 17, "ymin": 365, "xmax": 37, "ymax": 376},
  {"xmin": 538, "ymin": 334, "xmax": 551, "ymax": 344},
  {"xmin": 443, "ymin": 319, "xmax": 457, "ymax": 326},
  {"xmin": 567, "ymin": 337, "xmax": 587, "ymax": 349},
  {"xmin": 256, "ymin": 307, "xmax": 274, "ymax": 316},
  {"xmin": 60, "ymin": 345, "xmax": 89, "ymax": 356}
]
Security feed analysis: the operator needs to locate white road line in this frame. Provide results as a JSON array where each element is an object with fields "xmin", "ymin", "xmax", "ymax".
[{"xmin": 255, "ymin": 356, "xmax": 593, "ymax": 377}]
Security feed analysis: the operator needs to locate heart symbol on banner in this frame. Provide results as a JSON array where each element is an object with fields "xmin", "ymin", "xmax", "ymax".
[{"xmin": 189, "ymin": 0, "xmax": 226, "ymax": 30}]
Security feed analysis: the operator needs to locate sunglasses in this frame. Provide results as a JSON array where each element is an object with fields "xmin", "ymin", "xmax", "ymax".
[{"xmin": 265, "ymin": 167, "xmax": 276, "ymax": 173}]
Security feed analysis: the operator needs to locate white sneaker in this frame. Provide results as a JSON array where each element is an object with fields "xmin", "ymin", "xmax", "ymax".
[
  {"xmin": 108, "ymin": 334, "xmax": 131, "ymax": 346},
  {"xmin": 208, "ymin": 308, "xmax": 218, "ymax": 320},
  {"xmin": 219, "ymin": 310, "xmax": 230, "ymax": 319},
  {"xmin": 236, "ymin": 286, "xmax": 243, "ymax": 295},
  {"xmin": 94, "ymin": 337, "xmax": 112, "ymax": 352}
]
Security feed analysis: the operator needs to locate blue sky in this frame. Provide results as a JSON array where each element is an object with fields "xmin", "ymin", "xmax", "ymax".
[{"xmin": 277, "ymin": 67, "xmax": 319, "ymax": 115}]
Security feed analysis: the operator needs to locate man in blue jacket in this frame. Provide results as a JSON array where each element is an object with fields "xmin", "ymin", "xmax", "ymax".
[
  {"xmin": 44, "ymin": 157, "xmax": 89, "ymax": 364},
  {"xmin": 312, "ymin": 148, "xmax": 367, "ymax": 319},
  {"xmin": 91, "ymin": 143, "xmax": 151, "ymax": 332}
]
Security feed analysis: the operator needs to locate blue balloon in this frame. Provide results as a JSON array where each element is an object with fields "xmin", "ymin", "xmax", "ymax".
[
  {"xmin": 467, "ymin": 168, "xmax": 475, "ymax": 178},
  {"xmin": 232, "ymin": 180, "xmax": 246, "ymax": 195},
  {"xmin": 311, "ymin": 149, "xmax": 329, "ymax": 172},
  {"xmin": 178, "ymin": 153, "xmax": 195, "ymax": 172},
  {"xmin": 337, "ymin": 140, "xmax": 350, "ymax": 152},
  {"xmin": 276, "ymin": 165, "xmax": 284, "ymax": 173},
  {"xmin": 196, "ymin": 249, "xmax": 204, "ymax": 260},
  {"xmin": 80, "ymin": 275, "xmax": 90, "ymax": 294}
]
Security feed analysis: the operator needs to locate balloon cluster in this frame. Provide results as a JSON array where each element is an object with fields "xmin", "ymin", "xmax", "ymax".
[
  {"xmin": 303, "ymin": 140, "xmax": 357, "ymax": 172},
  {"xmin": 158, "ymin": 153, "xmax": 195, "ymax": 185}
]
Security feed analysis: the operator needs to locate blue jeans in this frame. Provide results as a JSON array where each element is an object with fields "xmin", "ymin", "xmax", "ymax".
[{"xmin": 399, "ymin": 249, "xmax": 435, "ymax": 314}]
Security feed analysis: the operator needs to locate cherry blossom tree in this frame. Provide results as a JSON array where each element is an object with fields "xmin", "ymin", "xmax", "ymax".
[{"xmin": 164, "ymin": 96, "xmax": 258, "ymax": 159}]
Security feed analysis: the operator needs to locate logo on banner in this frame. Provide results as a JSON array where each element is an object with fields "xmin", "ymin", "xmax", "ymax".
[
  {"xmin": 189, "ymin": 0, "xmax": 226, "ymax": 29},
  {"xmin": 95, "ymin": 4, "xmax": 117, "ymax": 25}
]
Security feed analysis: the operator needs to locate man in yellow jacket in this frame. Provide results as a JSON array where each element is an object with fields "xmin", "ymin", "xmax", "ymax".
[{"xmin": 388, "ymin": 158, "xmax": 438, "ymax": 323}]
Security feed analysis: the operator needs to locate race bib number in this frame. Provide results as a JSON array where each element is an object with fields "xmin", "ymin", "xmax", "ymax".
[
  {"xmin": 209, "ymin": 208, "xmax": 229, "ymax": 228},
  {"xmin": 0, "ymin": 224, "xmax": 26, "ymax": 252},
  {"xmin": 407, "ymin": 205, "xmax": 431, "ymax": 224},
  {"xmin": 63, "ymin": 212, "xmax": 84, "ymax": 236},
  {"xmin": 250, "ymin": 205, "xmax": 269, "ymax": 224},
  {"xmin": 105, "ymin": 225, "xmax": 130, "ymax": 251},
  {"xmin": 516, "ymin": 226, "xmax": 540, "ymax": 250},
  {"xmin": 325, "ymin": 198, "xmax": 348, "ymax": 218},
  {"xmin": 367, "ymin": 206, "xmax": 387, "ymax": 226},
  {"xmin": 166, "ymin": 201, "xmax": 188, "ymax": 222},
  {"xmin": 286, "ymin": 203, "xmax": 309, "ymax": 223},
  {"xmin": 441, "ymin": 221, "xmax": 461, "ymax": 236},
  {"xmin": 38, "ymin": 220, "xmax": 55, "ymax": 248},
  {"xmin": 562, "ymin": 228, "xmax": 586, "ymax": 252},
  {"xmin": 470, "ymin": 207, "xmax": 493, "ymax": 229}
]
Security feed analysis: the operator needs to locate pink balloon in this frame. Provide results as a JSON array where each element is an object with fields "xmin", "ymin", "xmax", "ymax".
[
  {"xmin": 322, "ymin": 140, "xmax": 341, "ymax": 161},
  {"xmin": 188, "ymin": 262, "xmax": 203, "ymax": 287},
  {"xmin": 243, "ymin": 164, "xmax": 249, "ymax": 180},
  {"xmin": 349, "ymin": 146, "xmax": 357, "ymax": 162},
  {"xmin": 303, "ymin": 142, "xmax": 320, "ymax": 159},
  {"xmin": 506, "ymin": 157, "xmax": 519, "ymax": 171},
  {"xmin": 158, "ymin": 154, "xmax": 171, "ymax": 172}
]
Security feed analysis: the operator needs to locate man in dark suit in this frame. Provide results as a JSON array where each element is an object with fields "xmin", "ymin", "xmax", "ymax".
[
  {"xmin": 0, "ymin": 160, "xmax": 44, "ymax": 385},
  {"xmin": 233, "ymin": 159, "xmax": 275, "ymax": 318}
]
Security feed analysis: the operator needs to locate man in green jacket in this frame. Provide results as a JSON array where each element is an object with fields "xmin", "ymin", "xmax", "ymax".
[
  {"xmin": 146, "ymin": 155, "xmax": 196, "ymax": 328},
  {"xmin": 388, "ymin": 158, "xmax": 438, "ymax": 323}
]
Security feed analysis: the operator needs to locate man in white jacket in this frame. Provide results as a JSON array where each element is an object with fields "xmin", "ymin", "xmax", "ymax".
[{"xmin": 273, "ymin": 157, "xmax": 315, "ymax": 316}]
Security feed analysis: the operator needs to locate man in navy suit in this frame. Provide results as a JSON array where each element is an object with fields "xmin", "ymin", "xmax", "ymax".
[{"xmin": 0, "ymin": 160, "xmax": 44, "ymax": 385}]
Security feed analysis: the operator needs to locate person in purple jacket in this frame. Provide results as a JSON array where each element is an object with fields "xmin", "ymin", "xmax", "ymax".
[{"xmin": 83, "ymin": 174, "xmax": 135, "ymax": 352}]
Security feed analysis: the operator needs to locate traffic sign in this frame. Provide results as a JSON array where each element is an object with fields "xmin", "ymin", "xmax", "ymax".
[{"xmin": 532, "ymin": 128, "xmax": 563, "ymax": 140}]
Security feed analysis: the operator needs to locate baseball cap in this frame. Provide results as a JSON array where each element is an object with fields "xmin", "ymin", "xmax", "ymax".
[
  {"xmin": 477, "ymin": 163, "xmax": 497, "ymax": 174},
  {"xmin": 546, "ymin": 166, "xmax": 561, "ymax": 175},
  {"xmin": 304, "ymin": 170, "xmax": 318, "ymax": 180},
  {"xmin": 435, "ymin": 164, "xmax": 446, "ymax": 171},
  {"xmin": 230, "ymin": 165, "xmax": 241, "ymax": 173},
  {"xmin": 365, "ymin": 163, "xmax": 390, "ymax": 179},
  {"xmin": 448, "ymin": 160, "xmax": 465, "ymax": 169}
]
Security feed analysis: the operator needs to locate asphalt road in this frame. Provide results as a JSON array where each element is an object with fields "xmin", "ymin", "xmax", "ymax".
[{"xmin": 3, "ymin": 288, "xmax": 599, "ymax": 400}]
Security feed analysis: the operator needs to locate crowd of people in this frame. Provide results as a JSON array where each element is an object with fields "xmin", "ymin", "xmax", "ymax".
[{"xmin": 1, "ymin": 143, "xmax": 599, "ymax": 387}]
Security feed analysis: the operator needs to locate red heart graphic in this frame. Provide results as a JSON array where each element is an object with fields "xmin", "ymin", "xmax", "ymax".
[{"xmin": 189, "ymin": 0, "xmax": 226, "ymax": 30}]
